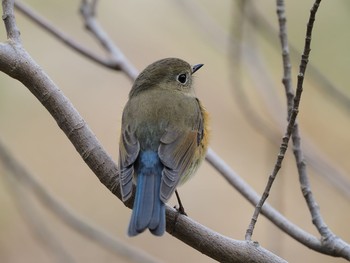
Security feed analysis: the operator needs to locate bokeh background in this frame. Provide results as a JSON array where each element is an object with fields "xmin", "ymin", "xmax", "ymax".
[{"xmin": 1, "ymin": 0, "xmax": 350, "ymax": 262}]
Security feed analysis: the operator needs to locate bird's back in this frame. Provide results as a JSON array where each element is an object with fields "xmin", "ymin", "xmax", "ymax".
[{"xmin": 122, "ymin": 88, "xmax": 202, "ymax": 151}]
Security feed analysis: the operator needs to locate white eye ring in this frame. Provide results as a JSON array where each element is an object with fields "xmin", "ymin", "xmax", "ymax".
[{"xmin": 177, "ymin": 73, "xmax": 188, "ymax": 84}]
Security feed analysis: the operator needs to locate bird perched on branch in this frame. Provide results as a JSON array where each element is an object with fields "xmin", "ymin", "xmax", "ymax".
[{"xmin": 119, "ymin": 58, "xmax": 209, "ymax": 236}]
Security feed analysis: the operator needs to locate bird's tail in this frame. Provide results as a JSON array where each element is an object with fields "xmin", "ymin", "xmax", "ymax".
[{"xmin": 128, "ymin": 151, "xmax": 166, "ymax": 236}]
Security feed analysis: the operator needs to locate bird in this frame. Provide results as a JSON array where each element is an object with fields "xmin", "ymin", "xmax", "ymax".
[{"xmin": 118, "ymin": 58, "xmax": 209, "ymax": 236}]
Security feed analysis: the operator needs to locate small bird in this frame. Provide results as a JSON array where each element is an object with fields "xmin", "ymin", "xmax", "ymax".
[{"xmin": 119, "ymin": 58, "xmax": 209, "ymax": 236}]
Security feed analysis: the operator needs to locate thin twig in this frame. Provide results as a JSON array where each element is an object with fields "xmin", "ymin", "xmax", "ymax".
[
  {"xmin": 292, "ymin": 0, "xmax": 336, "ymax": 244},
  {"xmin": 276, "ymin": 0, "xmax": 333, "ymax": 241},
  {"xmin": 79, "ymin": 0, "xmax": 138, "ymax": 80},
  {"xmin": 13, "ymin": 0, "xmax": 110, "ymax": 68},
  {"xmin": 2, "ymin": 0, "xmax": 20, "ymax": 42},
  {"xmin": 248, "ymin": 2, "xmax": 350, "ymax": 112},
  {"xmin": 245, "ymin": 0, "xmax": 317, "ymax": 241},
  {"xmin": 13, "ymin": 0, "xmax": 137, "ymax": 79},
  {"xmin": 245, "ymin": 115, "xmax": 296, "ymax": 240},
  {"xmin": 276, "ymin": 0, "xmax": 294, "ymax": 116}
]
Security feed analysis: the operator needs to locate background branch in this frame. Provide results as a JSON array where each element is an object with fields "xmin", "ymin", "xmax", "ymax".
[
  {"xmin": 14, "ymin": 0, "xmax": 137, "ymax": 79},
  {"xmin": 79, "ymin": 0, "xmax": 138, "ymax": 80}
]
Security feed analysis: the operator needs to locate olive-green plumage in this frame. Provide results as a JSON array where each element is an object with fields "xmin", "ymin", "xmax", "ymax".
[{"xmin": 119, "ymin": 58, "xmax": 209, "ymax": 236}]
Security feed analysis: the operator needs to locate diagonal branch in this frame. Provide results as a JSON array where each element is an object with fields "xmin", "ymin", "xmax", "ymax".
[
  {"xmin": 13, "ymin": 0, "xmax": 137, "ymax": 79},
  {"xmin": 291, "ymin": 1, "xmax": 341, "ymax": 250},
  {"xmin": 79, "ymin": 0, "xmax": 138, "ymax": 80}
]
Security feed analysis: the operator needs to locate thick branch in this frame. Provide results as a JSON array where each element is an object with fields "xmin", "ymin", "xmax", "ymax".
[{"xmin": 166, "ymin": 205, "xmax": 287, "ymax": 263}]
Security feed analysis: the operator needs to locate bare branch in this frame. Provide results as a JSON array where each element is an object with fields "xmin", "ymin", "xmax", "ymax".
[
  {"xmin": 13, "ymin": 0, "xmax": 106, "ymax": 68},
  {"xmin": 245, "ymin": 111, "xmax": 298, "ymax": 240},
  {"xmin": 276, "ymin": 0, "xmax": 294, "ymax": 116},
  {"xmin": 294, "ymin": 0, "xmax": 326, "ymax": 236},
  {"xmin": 165, "ymin": 205, "xmax": 287, "ymax": 263},
  {"xmin": 79, "ymin": 0, "xmax": 138, "ymax": 80},
  {"xmin": 292, "ymin": 1, "xmax": 343, "ymax": 251},
  {"xmin": 2, "ymin": 0, "xmax": 20, "ymax": 42},
  {"xmin": 13, "ymin": 0, "xmax": 137, "ymax": 79}
]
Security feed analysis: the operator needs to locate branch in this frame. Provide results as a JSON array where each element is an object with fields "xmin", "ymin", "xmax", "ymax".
[
  {"xmin": 13, "ymin": 0, "xmax": 138, "ymax": 79},
  {"xmin": 244, "ymin": 106, "xmax": 301, "ymax": 240},
  {"xmin": 291, "ymin": 2, "xmax": 345, "ymax": 254},
  {"xmin": 165, "ymin": 205, "xmax": 286, "ymax": 263},
  {"xmin": 276, "ymin": 0, "xmax": 294, "ymax": 116},
  {"xmin": 79, "ymin": 0, "xmax": 138, "ymax": 80},
  {"xmin": 2, "ymin": 0, "xmax": 20, "ymax": 42}
]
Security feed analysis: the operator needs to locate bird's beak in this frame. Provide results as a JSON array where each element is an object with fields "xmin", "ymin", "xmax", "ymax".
[{"xmin": 192, "ymin": 64, "xmax": 204, "ymax": 74}]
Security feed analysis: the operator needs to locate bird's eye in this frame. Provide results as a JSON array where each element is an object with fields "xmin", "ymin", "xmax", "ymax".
[{"xmin": 177, "ymin": 73, "xmax": 187, "ymax": 84}]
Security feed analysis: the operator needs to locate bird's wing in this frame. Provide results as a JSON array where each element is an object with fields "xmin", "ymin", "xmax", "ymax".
[
  {"xmin": 119, "ymin": 124, "xmax": 140, "ymax": 202},
  {"xmin": 158, "ymin": 104, "xmax": 204, "ymax": 203}
]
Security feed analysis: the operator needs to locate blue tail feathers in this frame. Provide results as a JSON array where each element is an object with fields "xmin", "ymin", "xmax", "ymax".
[{"xmin": 128, "ymin": 151, "xmax": 166, "ymax": 236}]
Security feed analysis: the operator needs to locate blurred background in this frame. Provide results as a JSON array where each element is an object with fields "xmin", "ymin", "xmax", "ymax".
[{"xmin": 0, "ymin": 0, "xmax": 349, "ymax": 262}]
